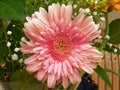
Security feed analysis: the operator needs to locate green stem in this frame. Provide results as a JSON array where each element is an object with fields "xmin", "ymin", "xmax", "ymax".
[
  {"xmin": 98, "ymin": 13, "xmax": 109, "ymax": 51},
  {"xmin": 2, "ymin": 20, "xmax": 12, "ymax": 55},
  {"xmin": 2, "ymin": 20, "xmax": 14, "ymax": 73},
  {"xmin": 2, "ymin": 20, "xmax": 8, "ymax": 40},
  {"xmin": 11, "ymin": 61, "xmax": 15, "ymax": 73}
]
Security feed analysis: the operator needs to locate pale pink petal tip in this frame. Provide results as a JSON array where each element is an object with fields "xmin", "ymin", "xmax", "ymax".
[{"xmin": 20, "ymin": 3, "xmax": 102, "ymax": 88}]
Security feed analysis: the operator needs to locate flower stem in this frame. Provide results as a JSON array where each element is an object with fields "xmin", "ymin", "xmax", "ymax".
[
  {"xmin": 2, "ymin": 20, "xmax": 12, "ymax": 55},
  {"xmin": 98, "ymin": 13, "xmax": 109, "ymax": 51},
  {"xmin": 2, "ymin": 20, "xmax": 14, "ymax": 73},
  {"xmin": 2, "ymin": 20, "xmax": 8, "ymax": 40}
]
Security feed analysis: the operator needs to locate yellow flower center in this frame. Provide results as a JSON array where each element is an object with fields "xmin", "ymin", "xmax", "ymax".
[{"xmin": 53, "ymin": 36, "xmax": 71, "ymax": 55}]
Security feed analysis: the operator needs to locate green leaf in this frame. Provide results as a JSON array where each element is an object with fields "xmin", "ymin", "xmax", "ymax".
[
  {"xmin": 0, "ymin": 0, "xmax": 26, "ymax": 21},
  {"xmin": 0, "ymin": 41, "xmax": 6, "ymax": 61},
  {"xmin": 10, "ymin": 70, "xmax": 48, "ymax": 90},
  {"xmin": 94, "ymin": 65, "xmax": 112, "ymax": 87},
  {"xmin": 105, "ymin": 69, "xmax": 120, "ymax": 77},
  {"xmin": 109, "ymin": 19, "xmax": 120, "ymax": 44}
]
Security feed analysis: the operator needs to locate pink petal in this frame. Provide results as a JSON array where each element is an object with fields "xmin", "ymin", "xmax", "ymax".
[
  {"xmin": 73, "ymin": 12, "xmax": 84, "ymax": 26},
  {"xmin": 35, "ymin": 70, "xmax": 46, "ymax": 81},
  {"xmin": 57, "ymin": 62, "xmax": 62, "ymax": 76},
  {"xmin": 47, "ymin": 74, "xmax": 56, "ymax": 88},
  {"xmin": 62, "ymin": 61, "xmax": 68, "ymax": 76},
  {"xmin": 24, "ymin": 21, "xmax": 41, "ymax": 36},
  {"xmin": 62, "ymin": 76, "xmax": 68, "ymax": 88},
  {"xmin": 31, "ymin": 18, "xmax": 46, "ymax": 31},
  {"xmin": 65, "ymin": 60, "xmax": 73, "ymax": 74},
  {"xmin": 24, "ymin": 54, "xmax": 38, "ymax": 64},
  {"xmin": 86, "ymin": 63, "xmax": 97, "ymax": 69},
  {"xmin": 34, "ymin": 10, "xmax": 50, "ymax": 26},
  {"xmin": 23, "ymin": 29, "xmax": 39, "ymax": 42},
  {"xmin": 26, "ymin": 61, "xmax": 41, "ymax": 72},
  {"xmin": 64, "ymin": 5, "xmax": 72, "ymax": 24},
  {"xmin": 54, "ymin": 63, "xmax": 58, "ymax": 74},
  {"xmin": 80, "ymin": 64, "xmax": 94, "ymax": 74},
  {"xmin": 60, "ymin": 4, "xmax": 66, "ymax": 19},
  {"xmin": 68, "ymin": 74, "xmax": 76, "ymax": 84},
  {"xmin": 47, "ymin": 64, "xmax": 54, "ymax": 73}
]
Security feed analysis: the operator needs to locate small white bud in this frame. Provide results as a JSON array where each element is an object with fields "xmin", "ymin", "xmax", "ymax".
[
  {"xmin": 98, "ymin": 35, "xmax": 102, "ymax": 39},
  {"xmin": 94, "ymin": 0, "xmax": 98, "ymax": 4},
  {"xmin": 107, "ymin": 43, "xmax": 112, "ymax": 48},
  {"xmin": 19, "ymin": 58, "xmax": 23, "ymax": 64},
  {"xmin": 74, "ymin": 13, "xmax": 77, "ymax": 16},
  {"xmin": 73, "ymin": 4, "xmax": 77, "ymax": 8},
  {"xmin": 12, "ymin": 24, "xmax": 15, "ymax": 27},
  {"xmin": 93, "ymin": 11, "xmax": 97, "ymax": 16},
  {"xmin": 20, "ymin": 69, "xmax": 23, "ymax": 72},
  {"xmin": 6, "ymin": 41, "xmax": 11, "ymax": 47},
  {"xmin": 105, "ymin": 35, "xmax": 110, "ymax": 40},
  {"xmin": 79, "ymin": 8, "xmax": 85, "ymax": 12},
  {"xmin": 7, "ymin": 21, "xmax": 11, "ymax": 24},
  {"xmin": 11, "ymin": 53, "xmax": 18, "ymax": 60},
  {"xmin": 100, "ymin": 17, "xmax": 105, "ymax": 22},
  {"xmin": 109, "ymin": 43, "xmax": 112, "ymax": 47},
  {"xmin": 21, "ymin": 37, "xmax": 26, "ymax": 42},
  {"xmin": 14, "ymin": 47, "xmax": 20, "ymax": 52},
  {"xmin": 114, "ymin": 48, "xmax": 117, "ymax": 53},
  {"xmin": 7, "ymin": 60, "xmax": 10, "ymax": 62},
  {"xmin": 7, "ymin": 31, "xmax": 12, "ymax": 35},
  {"xmin": 84, "ymin": 8, "xmax": 90, "ymax": 13},
  {"xmin": 94, "ymin": 39, "xmax": 98, "ymax": 43}
]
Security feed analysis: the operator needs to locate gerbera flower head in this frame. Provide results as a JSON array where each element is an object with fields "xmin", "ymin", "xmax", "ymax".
[{"xmin": 20, "ymin": 3, "xmax": 102, "ymax": 88}]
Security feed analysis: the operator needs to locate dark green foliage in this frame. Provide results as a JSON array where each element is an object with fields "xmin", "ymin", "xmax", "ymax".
[
  {"xmin": 0, "ymin": 0, "xmax": 26, "ymax": 21},
  {"xmin": 94, "ymin": 65, "xmax": 112, "ymax": 87},
  {"xmin": 109, "ymin": 19, "xmax": 120, "ymax": 44}
]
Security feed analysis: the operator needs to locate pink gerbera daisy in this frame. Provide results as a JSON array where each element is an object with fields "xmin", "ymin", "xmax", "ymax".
[{"xmin": 20, "ymin": 3, "xmax": 102, "ymax": 88}]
